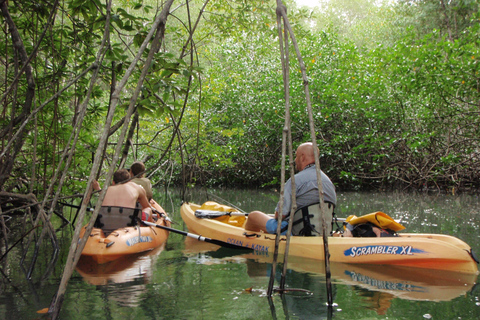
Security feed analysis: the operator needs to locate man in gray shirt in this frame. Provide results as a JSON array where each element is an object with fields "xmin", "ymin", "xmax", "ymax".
[{"xmin": 245, "ymin": 142, "xmax": 336, "ymax": 234}]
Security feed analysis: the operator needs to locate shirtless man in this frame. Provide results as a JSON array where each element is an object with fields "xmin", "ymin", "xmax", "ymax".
[
  {"xmin": 100, "ymin": 169, "xmax": 150, "ymax": 208},
  {"xmin": 93, "ymin": 169, "xmax": 152, "ymax": 235}
]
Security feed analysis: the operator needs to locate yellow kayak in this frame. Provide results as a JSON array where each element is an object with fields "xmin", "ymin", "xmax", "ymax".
[
  {"xmin": 80, "ymin": 216, "xmax": 170, "ymax": 264},
  {"xmin": 180, "ymin": 201, "xmax": 479, "ymax": 274}
]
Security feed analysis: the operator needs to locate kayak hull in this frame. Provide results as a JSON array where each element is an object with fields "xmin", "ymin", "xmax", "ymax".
[
  {"xmin": 180, "ymin": 201, "xmax": 479, "ymax": 274},
  {"xmin": 80, "ymin": 217, "xmax": 169, "ymax": 264}
]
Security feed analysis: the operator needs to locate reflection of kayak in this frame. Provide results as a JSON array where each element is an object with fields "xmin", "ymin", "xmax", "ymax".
[
  {"xmin": 180, "ymin": 201, "xmax": 479, "ymax": 274},
  {"xmin": 287, "ymin": 258, "xmax": 478, "ymax": 302},
  {"xmin": 76, "ymin": 245, "xmax": 164, "ymax": 285},
  {"xmin": 80, "ymin": 216, "xmax": 169, "ymax": 264},
  {"xmin": 183, "ymin": 239, "xmax": 478, "ymax": 302}
]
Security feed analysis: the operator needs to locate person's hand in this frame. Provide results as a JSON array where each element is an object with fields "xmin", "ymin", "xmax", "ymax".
[
  {"xmin": 92, "ymin": 180, "xmax": 101, "ymax": 191},
  {"xmin": 372, "ymin": 227, "xmax": 382, "ymax": 237}
]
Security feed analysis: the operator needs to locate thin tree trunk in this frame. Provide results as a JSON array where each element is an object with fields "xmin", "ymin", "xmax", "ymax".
[
  {"xmin": 275, "ymin": 4, "xmax": 334, "ymax": 307},
  {"xmin": 278, "ymin": 8, "xmax": 297, "ymax": 292},
  {"xmin": 119, "ymin": 111, "xmax": 139, "ymax": 169},
  {"xmin": 0, "ymin": 0, "xmax": 37, "ymax": 188},
  {"xmin": 269, "ymin": 1, "xmax": 334, "ymax": 307},
  {"xmin": 439, "ymin": 0, "xmax": 453, "ymax": 42},
  {"xmin": 48, "ymin": 1, "xmax": 176, "ymax": 318}
]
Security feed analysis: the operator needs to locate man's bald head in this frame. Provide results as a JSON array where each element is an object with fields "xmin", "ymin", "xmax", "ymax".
[{"xmin": 295, "ymin": 142, "xmax": 318, "ymax": 171}]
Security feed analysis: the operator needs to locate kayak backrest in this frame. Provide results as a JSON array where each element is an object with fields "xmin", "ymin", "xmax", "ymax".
[
  {"xmin": 291, "ymin": 202, "xmax": 334, "ymax": 236},
  {"xmin": 94, "ymin": 206, "xmax": 140, "ymax": 236}
]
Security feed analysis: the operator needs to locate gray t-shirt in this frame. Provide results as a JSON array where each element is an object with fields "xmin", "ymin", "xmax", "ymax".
[
  {"xmin": 275, "ymin": 165, "xmax": 336, "ymax": 217},
  {"xmin": 131, "ymin": 177, "xmax": 153, "ymax": 200}
]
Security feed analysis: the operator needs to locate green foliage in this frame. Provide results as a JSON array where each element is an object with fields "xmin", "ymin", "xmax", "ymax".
[
  {"xmin": 1, "ymin": 0, "xmax": 480, "ymax": 197},
  {"xmin": 188, "ymin": 1, "xmax": 480, "ymax": 191}
]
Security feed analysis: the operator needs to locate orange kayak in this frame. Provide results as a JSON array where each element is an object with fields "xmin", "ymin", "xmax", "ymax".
[{"xmin": 80, "ymin": 216, "xmax": 169, "ymax": 264}]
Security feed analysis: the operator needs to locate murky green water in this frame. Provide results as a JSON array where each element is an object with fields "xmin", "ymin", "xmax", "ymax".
[{"xmin": 1, "ymin": 189, "xmax": 479, "ymax": 319}]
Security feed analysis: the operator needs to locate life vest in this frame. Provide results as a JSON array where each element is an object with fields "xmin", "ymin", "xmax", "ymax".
[
  {"xmin": 290, "ymin": 202, "xmax": 334, "ymax": 236},
  {"xmin": 345, "ymin": 212, "xmax": 405, "ymax": 237}
]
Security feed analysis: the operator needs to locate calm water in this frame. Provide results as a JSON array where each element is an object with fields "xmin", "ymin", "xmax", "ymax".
[{"xmin": 1, "ymin": 189, "xmax": 479, "ymax": 319}]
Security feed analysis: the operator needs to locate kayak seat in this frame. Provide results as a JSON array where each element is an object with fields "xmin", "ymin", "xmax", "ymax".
[
  {"xmin": 290, "ymin": 202, "xmax": 334, "ymax": 236},
  {"xmin": 94, "ymin": 206, "xmax": 140, "ymax": 236}
]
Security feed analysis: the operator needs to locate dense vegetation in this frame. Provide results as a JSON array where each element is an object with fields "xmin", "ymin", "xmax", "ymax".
[
  {"xmin": 0, "ymin": 1, "xmax": 479, "ymax": 316},
  {"xmin": 1, "ymin": 0, "xmax": 479, "ymax": 211}
]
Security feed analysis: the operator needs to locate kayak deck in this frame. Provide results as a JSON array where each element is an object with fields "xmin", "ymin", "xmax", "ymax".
[
  {"xmin": 180, "ymin": 201, "xmax": 479, "ymax": 274},
  {"xmin": 80, "ymin": 217, "xmax": 170, "ymax": 264}
]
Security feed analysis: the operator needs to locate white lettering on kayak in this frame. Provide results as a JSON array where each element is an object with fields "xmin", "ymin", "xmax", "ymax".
[
  {"xmin": 345, "ymin": 270, "xmax": 423, "ymax": 292},
  {"xmin": 226, "ymin": 238, "xmax": 269, "ymax": 253},
  {"xmin": 345, "ymin": 245, "xmax": 423, "ymax": 258},
  {"xmin": 227, "ymin": 238, "xmax": 243, "ymax": 247},
  {"xmin": 126, "ymin": 236, "xmax": 153, "ymax": 246}
]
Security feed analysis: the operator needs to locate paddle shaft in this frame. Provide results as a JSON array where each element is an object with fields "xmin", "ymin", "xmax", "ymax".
[
  {"xmin": 140, "ymin": 220, "xmax": 252, "ymax": 251},
  {"xmin": 151, "ymin": 207, "xmax": 174, "ymax": 223},
  {"xmin": 59, "ymin": 202, "xmax": 94, "ymax": 212},
  {"xmin": 195, "ymin": 210, "xmax": 365, "ymax": 223},
  {"xmin": 206, "ymin": 193, "xmax": 246, "ymax": 213},
  {"xmin": 195, "ymin": 210, "xmax": 249, "ymax": 218},
  {"xmin": 61, "ymin": 202, "xmax": 175, "ymax": 223}
]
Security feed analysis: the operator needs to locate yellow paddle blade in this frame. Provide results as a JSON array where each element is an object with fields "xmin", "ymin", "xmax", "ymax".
[{"xmin": 346, "ymin": 212, "xmax": 405, "ymax": 231}]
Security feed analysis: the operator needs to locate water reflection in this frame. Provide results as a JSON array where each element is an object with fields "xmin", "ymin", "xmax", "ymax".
[
  {"xmin": 2, "ymin": 190, "xmax": 478, "ymax": 319},
  {"xmin": 75, "ymin": 244, "xmax": 165, "ymax": 308},
  {"xmin": 183, "ymin": 237, "xmax": 478, "ymax": 318},
  {"xmin": 187, "ymin": 253, "xmax": 334, "ymax": 319}
]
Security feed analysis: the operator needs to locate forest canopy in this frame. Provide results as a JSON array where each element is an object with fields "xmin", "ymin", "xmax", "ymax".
[
  {"xmin": 1, "ymin": 0, "xmax": 479, "ymax": 209},
  {"xmin": 2, "ymin": 1, "xmax": 479, "ymax": 317}
]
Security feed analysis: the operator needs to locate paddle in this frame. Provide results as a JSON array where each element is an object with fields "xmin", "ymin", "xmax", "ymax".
[
  {"xmin": 139, "ymin": 219, "xmax": 253, "ymax": 251},
  {"xmin": 195, "ymin": 209, "xmax": 402, "ymax": 226},
  {"xmin": 59, "ymin": 202, "xmax": 94, "ymax": 212},
  {"xmin": 206, "ymin": 193, "xmax": 246, "ymax": 213},
  {"xmin": 195, "ymin": 210, "xmax": 249, "ymax": 219},
  {"xmin": 150, "ymin": 207, "xmax": 174, "ymax": 223},
  {"xmin": 61, "ymin": 201, "xmax": 176, "ymax": 224},
  {"xmin": 195, "ymin": 209, "xmax": 357, "ymax": 223}
]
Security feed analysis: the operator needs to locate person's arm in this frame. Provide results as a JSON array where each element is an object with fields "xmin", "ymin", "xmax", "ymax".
[
  {"xmin": 86, "ymin": 179, "xmax": 101, "ymax": 201},
  {"xmin": 134, "ymin": 184, "xmax": 151, "ymax": 210},
  {"xmin": 93, "ymin": 180, "xmax": 101, "ymax": 191}
]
